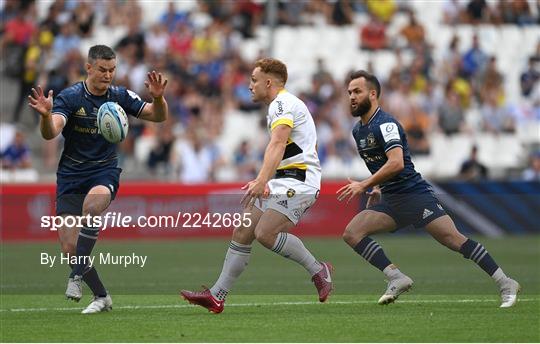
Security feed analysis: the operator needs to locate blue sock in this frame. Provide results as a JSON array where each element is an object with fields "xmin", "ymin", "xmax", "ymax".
[
  {"xmin": 69, "ymin": 263, "xmax": 107, "ymax": 297},
  {"xmin": 353, "ymin": 237, "xmax": 392, "ymax": 271},
  {"xmin": 459, "ymin": 239, "xmax": 499, "ymax": 276},
  {"xmin": 70, "ymin": 227, "xmax": 99, "ymax": 278}
]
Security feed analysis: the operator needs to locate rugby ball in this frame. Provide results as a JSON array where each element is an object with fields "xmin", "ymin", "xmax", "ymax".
[{"xmin": 97, "ymin": 102, "xmax": 129, "ymax": 143}]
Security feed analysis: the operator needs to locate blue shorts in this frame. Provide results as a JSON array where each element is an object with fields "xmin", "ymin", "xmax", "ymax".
[
  {"xmin": 56, "ymin": 168, "xmax": 121, "ymax": 216},
  {"xmin": 368, "ymin": 189, "xmax": 447, "ymax": 229}
]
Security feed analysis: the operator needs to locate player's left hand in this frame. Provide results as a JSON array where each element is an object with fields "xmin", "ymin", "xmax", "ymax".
[
  {"xmin": 145, "ymin": 70, "xmax": 168, "ymax": 99},
  {"xmin": 337, "ymin": 178, "xmax": 369, "ymax": 203},
  {"xmin": 241, "ymin": 179, "xmax": 269, "ymax": 210}
]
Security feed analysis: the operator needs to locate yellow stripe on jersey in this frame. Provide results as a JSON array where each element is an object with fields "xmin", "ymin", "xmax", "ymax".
[
  {"xmin": 271, "ymin": 118, "xmax": 294, "ymax": 131},
  {"xmin": 277, "ymin": 163, "xmax": 308, "ymax": 170}
]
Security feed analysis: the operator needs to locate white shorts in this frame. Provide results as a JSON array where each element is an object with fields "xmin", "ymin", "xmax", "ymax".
[{"xmin": 255, "ymin": 178, "xmax": 319, "ymax": 225}]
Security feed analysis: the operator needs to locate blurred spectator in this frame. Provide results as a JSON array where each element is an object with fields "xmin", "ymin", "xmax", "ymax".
[
  {"xmin": 360, "ymin": 14, "xmax": 389, "ymax": 51},
  {"xmin": 442, "ymin": 0, "xmax": 464, "ymax": 25},
  {"xmin": 72, "ymin": 1, "xmax": 95, "ymax": 37},
  {"xmin": 160, "ymin": 1, "xmax": 189, "ymax": 33},
  {"xmin": 233, "ymin": 140, "xmax": 258, "ymax": 181},
  {"xmin": 1, "ymin": 4, "xmax": 36, "ymax": 78},
  {"xmin": 481, "ymin": 91, "xmax": 515, "ymax": 133},
  {"xmin": 366, "ymin": 0, "xmax": 396, "ymax": 24},
  {"xmin": 276, "ymin": 0, "xmax": 307, "ymax": 26},
  {"xmin": 173, "ymin": 129, "xmax": 222, "ymax": 183},
  {"xmin": 404, "ymin": 110, "xmax": 431, "ymax": 155},
  {"xmin": 461, "ymin": 34, "xmax": 488, "ymax": 80},
  {"xmin": 438, "ymin": 88, "xmax": 466, "ymax": 135},
  {"xmin": 459, "ymin": 145, "xmax": 488, "ymax": 180},
  {"xmin": 399, "ymin": 10, "xmax": 425, "ymax": 48},
  {"xmin": 51, "ymin": 21, "xmax": 81, "ymax": 69},
  {"xmin": 496, "ymin": 0, "xmax": 535, "ymax": 25},
  {"xmin": 522, "ymin": 151, "xmax": 540, "ymax": 181},
  {"xmin": 116, "ymin": 18, "xmax": 146, "ymax": 62},
  {"xmin": 479, "ymin": 56, "xmax": 504, "ymax": 104},
  {"xmin": 12, "ymin": 29, "xmax": 54, "ymax": 124},
  {"xmin": 145, "ymin": 23, "xmax": 170, "ymax": 59},
  {"xmin": 147, "ymin": 124, "xmax": 174, "ymax": 175},
  {"xmin": 1, "ymin": 131, "xmax": 31, "ymax": 169},
  {"xmin": 520, "ymin": 57, "xmax": 540, "ymax": 98},
  {"xmin": 465, "ymin": 0, "xmax": 493, "ymax": 24},
  {"xmin": 330, "ymin": 0, "xmax": 353, "ymax": 26}
]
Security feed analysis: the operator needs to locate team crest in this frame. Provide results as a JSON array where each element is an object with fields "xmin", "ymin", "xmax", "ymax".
[
  {"xmin": 286, "ymin": 188, "xmax": 296, "ymax": 198},
  {"xmin": 367, "ymin": 133, "xmax": 376, "ymax": 147}
]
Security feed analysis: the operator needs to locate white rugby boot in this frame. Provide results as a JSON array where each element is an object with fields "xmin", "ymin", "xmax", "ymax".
[
  {"xmin": 65, "ymin": 275, "xmax": 83, "ymax": 302},
  {"xmin": 378, "ymin": 275, "xmax": 414, "ymax": 305},
  {"xmin": 499, "ymin": 278, "xmax": 520, "ymax": 308},
  {"xmin": 81, "ymin": 294, "xmax": 113, "ymax": 314}
]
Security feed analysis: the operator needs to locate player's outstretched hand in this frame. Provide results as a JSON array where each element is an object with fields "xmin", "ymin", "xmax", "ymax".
[
  {"xmin": 365, "ymin": 186, "xmax": 381, "ymax": 208},
  {"xmin": 241, "ymin": 179, "xmax": 268, "ymax": 210},
  {"xmin": 28, "ymin": 86, "xmax": 53, "ymax": 117},
  {"xmin": 337, "ymin": 178, "xmax": 368, "ymax": 203},
  {"xmin": 145, "ymin": 70, "xmax": 168, "ymax": 99}
]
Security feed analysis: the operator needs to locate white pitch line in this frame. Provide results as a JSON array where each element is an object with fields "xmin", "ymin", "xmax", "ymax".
[{"xmin": 0, "ymin": 298, "xmax": 537, "ymax": 313}]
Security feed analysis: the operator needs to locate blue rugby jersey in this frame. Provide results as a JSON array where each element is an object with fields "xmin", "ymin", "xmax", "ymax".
[
  {"xmin": 52, "ymin": 82, "xmax": 146, "ymax": 176},
  {"xmin": 351, "ymin": 107, "xmax": 428, "ymax": 194}
]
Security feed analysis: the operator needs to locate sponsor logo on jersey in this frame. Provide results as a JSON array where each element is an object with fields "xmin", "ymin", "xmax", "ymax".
[
  {"xmin": 276, "ymin": 100, "xmax": 283, "ymax": 115},
  {"xmin": 367, "ymin": 133, "xmax": 376, "ymax": 147},
  {"xmin": 360, "ymin": 139, "xmax": 367, "ymax": 149},
  {"xmin": 422, "ymin": 208, "xmax": 434, "ymax": 219},
  {"xmin": 286, "ymin": 188, "xmax": 296, "ymax": 198},
  {"xmin": 76, "ymin": 107, "xmax": 86, "ymax": 116},
  {"xmin": 277, "ymin": 200, "xmax": 288, "ymax": 209},
  {"xmin": 380, "ymin": 123, "xmax": 400, "ymax": 143}
]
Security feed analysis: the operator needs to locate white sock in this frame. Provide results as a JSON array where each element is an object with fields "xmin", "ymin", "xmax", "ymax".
[
  {"xmin": 271, "ymin": 232, "xmax": 322, "ymax": 276},
  {"xmin": 210, "ymin": 241, "xmax": 251, "ymax": 301},
  {"xmin": 491, "ymin": 268, "xmax": 508, "ymax": 286},
  {"xmin": 383, "ymin": 265, "xmax": 403, "ymax": 280}
]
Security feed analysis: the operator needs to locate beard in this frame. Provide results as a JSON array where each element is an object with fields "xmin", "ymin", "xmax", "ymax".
[{"xmin": 351, "ymin": 96, "xmax": 372, "ymax": 118}]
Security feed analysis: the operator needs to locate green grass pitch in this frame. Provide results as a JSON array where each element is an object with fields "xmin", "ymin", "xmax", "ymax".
[{"xmin": 1, "ymin": 236, "xmax": 539, "ymax": 342}]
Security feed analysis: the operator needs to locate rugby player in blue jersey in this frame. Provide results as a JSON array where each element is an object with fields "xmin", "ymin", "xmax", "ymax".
[
  {"xmin": 337, "ymin": 70, "xmax": 519, "ymax": 308},
  {"xmin": 28, "ymin": 45, "xmax": 168, "ymax": 313}
]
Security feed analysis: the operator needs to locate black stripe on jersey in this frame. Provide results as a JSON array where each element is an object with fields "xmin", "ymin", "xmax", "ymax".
[{"xmin": 282, "ymin": 141, "xmax": 303, "ymax": 160}]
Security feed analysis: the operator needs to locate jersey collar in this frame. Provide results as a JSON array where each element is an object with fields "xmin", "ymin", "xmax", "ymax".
[
  {"xmin": 83, "ymin": 81, "xmax": 110, "ymax": 98},
  {"xmin": 363, "ymin": 107, "xmax": 381, "ymax": 126}
]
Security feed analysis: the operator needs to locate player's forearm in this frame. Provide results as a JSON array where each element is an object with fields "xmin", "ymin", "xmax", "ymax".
[
  {"xmin": 40, "ymin": 113, "xmax": 59, "ymax": 140},
  {"xmin": 257, "ymin": 141, "xmax": 286, "ymax": 184},
  {"xmin": 150, "ymin": 96, "xmax": 168, "ymax": 122},
  {"xmin": 363, "ymin": 160, "xmax": 403, "ymax": 189}
]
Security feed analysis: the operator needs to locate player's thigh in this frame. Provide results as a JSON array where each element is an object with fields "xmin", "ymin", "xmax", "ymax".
[
  {"xmin": 232, "ymin": 207, "xmax": 263, "ymax": 245},
  {"xmin": 254, "ymin": 209, "xmax": 295, "ymax": 248},
  {"xmin": 424, "ymin": 215, "xmax": 467, "ymax": 251},
  {"xmin": 82, "ymin": 185, "xmax": 112, "ymax": 217},
  {"xmin": 57, "ymin": 214, "xmax": 80, "ymax": 255},
  {"xmin": 343, "ymin": 210, "xmax": 397, "ymax": 246}
]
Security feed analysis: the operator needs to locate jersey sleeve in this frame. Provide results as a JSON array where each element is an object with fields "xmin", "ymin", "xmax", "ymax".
[
  {"xmin": 51, "ymin": 91, "xmax": 73, "ymax": 120},
  {"xmin": 268, "ymin": 99, "xmax": 294, "ymax": 131},
  {"xmin": 376, "ymin": 121, "xmax": 403, "ymax": 153},
  {"xmin": 119, "ymin": 88, "xmax": 147, "ymax": 118}
]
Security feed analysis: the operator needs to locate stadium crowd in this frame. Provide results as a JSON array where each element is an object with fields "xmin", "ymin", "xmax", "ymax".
[{"xmin": 1, "ymin": 0, "xmax": 539, "ymax": 182}]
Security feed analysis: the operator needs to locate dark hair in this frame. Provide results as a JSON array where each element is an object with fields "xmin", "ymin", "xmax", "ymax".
[
  {"xmin": 88, "ymin": 45, "xmax": 116, "ymax": 63},
  {"xmin": 349, "ymin": 70, "xmax": 381, "ymax": 98},
  {"xmin": 255, "ymin": 58, "xmax": 288, "ymax": 84}
]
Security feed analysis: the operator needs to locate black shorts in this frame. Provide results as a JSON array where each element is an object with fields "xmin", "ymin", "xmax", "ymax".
[
  {"xmin": 368, "ymin": 189, "xmax": 447, "ymax": 229},
  {"xmin": 56, "ymin": 168, "xmax": 121, "ymax": 216}
]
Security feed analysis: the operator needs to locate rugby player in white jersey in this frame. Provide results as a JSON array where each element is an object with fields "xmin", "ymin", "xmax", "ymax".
[{"xmin": 180, "ymin": 58, "xmax": 333, "ymax": 313}]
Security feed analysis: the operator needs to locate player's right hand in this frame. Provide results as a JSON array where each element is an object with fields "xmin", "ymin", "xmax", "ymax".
[
  {"xmin": 365, "ymin": 187, "xmax": 381, "ymax": 208},
  {"xmin": 28, "ymin": 86, "xmax": 53, "ymax": 117}
]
